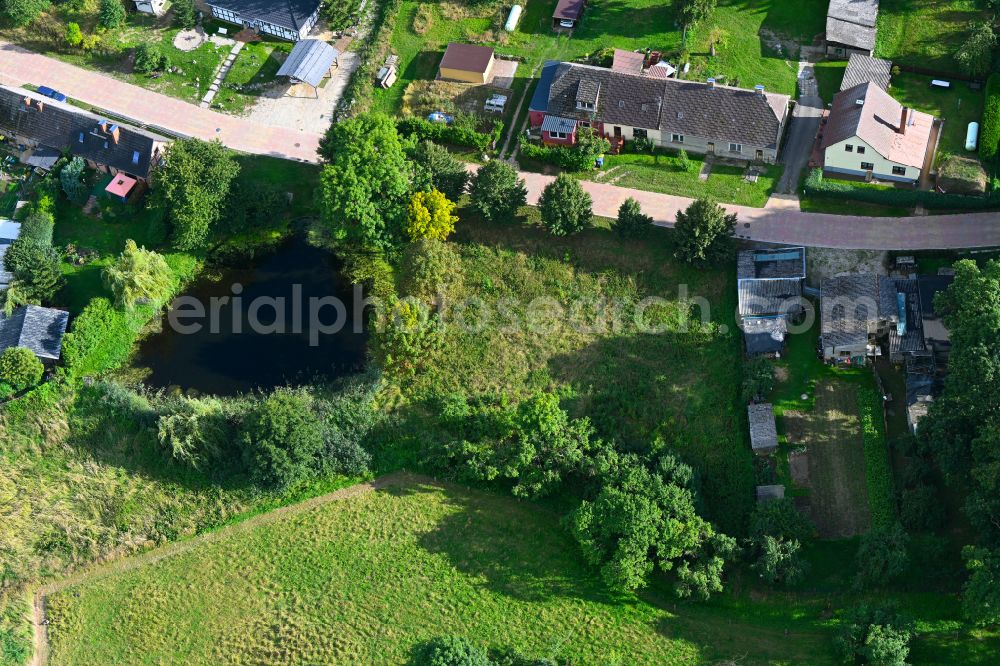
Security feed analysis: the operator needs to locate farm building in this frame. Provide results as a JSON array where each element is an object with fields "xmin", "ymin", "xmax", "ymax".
[
  {"xmin": 553, "ymin": 0, "xmax": 585, "ymax": 29},
  {"xmin": 0, "ymin": 85, "xmax": 167, "ymax": 182},
  {"xmin": 820, "ymin": 273, "xmax": 897, "ymax": 363},
  {"xmin": 840, "ymin": 53, "xmax": 892, "ymax": 92},
  {"xmin": 438, "ymin": 43, "xmax": 496, "ymax": 84},
  {"xmin": 822, "ymin": 81, "xmax": 934, "ymax": 184},
  {"xmin": 736, "ymin": 247, "xmax": 806, "ymax": 356},
  {"xmin": 0, "ymin": 305, "xmax": 69, "ymax": 363},
  {"xmin": 825, "ymin": 0, "xmax": 879, "ymax": 58},
  {"xmin": 276, "ymin": 39, "xmax": 340, "ymax": 92},
  {"xmin": 529, "ymin": 61, "xmax": 789, "ymax": 160},
  {"xmin": 205, "ymin": 0, "xmax": 322, "ymax": 41},
  {"xmin": 748, "ymin": 403, "xmax": 778, "ymax": 454}
]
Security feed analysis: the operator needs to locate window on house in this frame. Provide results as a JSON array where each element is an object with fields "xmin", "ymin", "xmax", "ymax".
[
  {"xmin": 618, "ymin": 100, "xmax": 625, "ymax": 108},
  {"xmin": 861, "ymin": 161, "xmax": 874, "ymax": 170},
  {"xmin": 550, "ymin": 131, "xmax": 568, "ymax": 139},
  {"xmin": 672, "ymin": 134, "xmax": 684, "ymax": 143},
  {"xmin": 576, "ymin": 101, "xmax": 594, "ymax": 111},
  {"xmin": 856, "ymin": 146, "xmax": 866, "ymax": 154},
  {"xmin": 729, "ymin": 143, "xmax": 742, "ymax": 153},
  {"xmin": 845, "ymin": 144, "xmax": 854, "ymax": 152},
  {"xmin": 78, "ymin": 132, "xmax": 84, "ymax": 143},
  {"xmin": 578, "ymin": 121, "xmax": 590, "ymax": 128},
  {"xmin": 641, "ymin": 103, "xmax": 649, "ymax": 112},
  {"xmin": 892, "ymin": 166, "xmax": 906, "ymax": 176},
  {"xmin": 633, "ymin": 128, "xmax": 648, "ymax": 139},
  {"xmin": 132, "ymin": 151, "xmax": 140, "ymax": 165}
]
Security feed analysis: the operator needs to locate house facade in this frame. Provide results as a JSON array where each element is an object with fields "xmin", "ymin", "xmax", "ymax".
[
  {"xmin": 0, "ymin": 85, "xmax": 168, "ymax": 182},
  {"xmin": 822, "ymin": 82, "xmax": 934, "ymax": 184},
  {"xmin": 529, "ymin": 62, "xmax": 789, "ymax": 162},
  {"xmin": 206, "ymin": 0, "xmax": 321, "ymax": 41}
]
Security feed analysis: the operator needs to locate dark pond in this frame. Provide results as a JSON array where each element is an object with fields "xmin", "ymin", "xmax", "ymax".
[{"xmin": 137, "ymin": 237, "xmax": 368, "ymax": 395}]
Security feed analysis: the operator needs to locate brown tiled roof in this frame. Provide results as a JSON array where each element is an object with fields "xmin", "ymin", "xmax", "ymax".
[
  {"xmin": 823, "ymin": 82, "xmax": 933, "ymax": 169},
  {"xmin": 543, "ymin": 62, "xmax": 789, "ymax": 148},
  {"xmin": 612, "ymin": 49, "xmax": 645, "ymax": 74},
  {"xmin": 553, "ymin": 0, "xmax": 584, "ymax": 20},
  {"xmin": 439, "ymin": 43, "xmax": 494, "ymax": 75}
]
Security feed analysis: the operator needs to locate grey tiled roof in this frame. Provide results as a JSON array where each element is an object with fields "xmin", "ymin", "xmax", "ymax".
[
  {"xmin": 820, "ymin": 273, "xmax": 895, "ymax": 348},
  {"xmin": 743, "ymin": 316, "xmax": 787, "ymax": 356},
  {"xmin": 208, "ymin": 0, "xmax": 321, "ymax": 31},
  {"xmin": 542, "ymin": 63, "xmax": 789, "ymax": 148},
  {"xmin": 826, "ymin": 17, "xmax": 877, "ymax": 51},
  {"xmin": 828, "ymin": 0, "xmax": 879, "ymax": 27},
  {"xmin": 576, "ymin": 79, "xmax": 601, "ymax": 105},
  {"xmin": 748, "ymin": 403, "xmax": 778, "ymax": 451},
  {"xmin": 841, "ymin": 54, "xmax": 892, "ymax": 91},
  {"xmin": 276, "ymin": 39, "xmax": 339, "ymax": 87},
  {"xmin": 0, "ymin": 305, "xmax": 69, "ymax": 360},
  {"xmin": 737, "ymin": 247, "xmax": 806, "ymax": 280},
  {"xmin": 738, "ymin": 278, "xmax": 802, "ymax": 317},
  {"xmin": 0, "ymin": 85, "xmax": 164, "ymax": 178}
]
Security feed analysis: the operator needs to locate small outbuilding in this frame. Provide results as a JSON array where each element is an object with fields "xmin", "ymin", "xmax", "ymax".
[
  {"xmin": 105, "ymin": 173, "xmax": 138, "ymax": 202},
  {"xmin": 277, "ymin": 39, "xmax": 340, "ymax": 93},
  {"xmin": 438, "ymin": 43, "xmax": 496, "ymax": 84},
  {"xmin": 0, "ymin": 305, "xmax": 70, "ymax": 363},
  {"xmin": 743, "ymin": 316, "xmax": 788, "ymax": 357},
  {"xmin": 756, "ymin": 485, "xmax": 786, "ymax": 503},
  {"xmin": 748, "ymin": 403, "xmax": 779, "ymax": 454},
  {"xmin": 553, "ymin": 0, "xmax": 585, "ymax": 29}
]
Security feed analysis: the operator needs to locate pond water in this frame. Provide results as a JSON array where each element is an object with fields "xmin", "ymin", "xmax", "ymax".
[{"xmin": 137, "ymin": 237, "xmax": 368, "ymax": 396}]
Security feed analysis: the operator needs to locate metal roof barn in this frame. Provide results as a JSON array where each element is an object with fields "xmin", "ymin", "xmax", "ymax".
[{"xmin": 277, "ymin": 39, "xmax": 340, "ymax": 89}]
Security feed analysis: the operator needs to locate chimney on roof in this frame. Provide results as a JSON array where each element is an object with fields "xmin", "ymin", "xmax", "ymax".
[
  {"xmin": 99, "ymin": 119, "xmax": 108, "ymax": 133},
  {"xmin": 36, "ymin": 100, "xmax": 44, "ymax": 112},
  {"xmin": 23, "ymin": 96, "xmax": 31, "ymax": 107},
  {"xmin": 754, "ymin": 84, "xmax": 765, "ymax": 96},
  {"xmin": 706, "ymin": 77, "xmax": 715, "ymax": 88},
  {"xmin": 109, "ymin": 124, "xmax": 120, "ymax": 144},
  {"xmin": 899, "ymin": 107, "xmax": 908, "ymax": 135}
]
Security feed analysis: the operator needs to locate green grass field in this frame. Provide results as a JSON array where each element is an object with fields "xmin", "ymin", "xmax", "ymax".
[
  {"xmin": 889, "ymin": 73, "xmax": 984, "ymax": 160},
  {"xmin": 876, "ymin": 0, "xmax": 990, "ymax": 75},
  {"xmin": 43, "ymin": 474, "xmax": 828, "ymax": 665}
]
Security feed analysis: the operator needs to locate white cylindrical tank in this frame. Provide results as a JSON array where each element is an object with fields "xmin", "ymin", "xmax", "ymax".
[
  {"xmin": 505, "ymin": 5, "xmax": 522, "ymax": 32},
  {"xmin": 966, "ymin": 121, "xmax": 979, "ymax": 151}
]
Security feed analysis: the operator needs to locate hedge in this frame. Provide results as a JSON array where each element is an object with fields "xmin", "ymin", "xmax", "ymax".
[
  {"xmin": 857, "ymin": 385, "xmax": 896, "ymax": 529},
  {"xmin": 334, "ymin": 0, "xmax": 402, "ymax": 119},
  {"xmin": 396, "ymin": 117, "xmax": 501, "ymax": 152},
  {"xmin": 980, "ymin": 73, "xmax": 1000, "ymax": 163},
  {"xmin": 518, "ymin": 136, "xmax": 608, "ymax": 172},
  {"xmin": 803, "ymin": 169, "xmax": 1000, "ymax": 211}
]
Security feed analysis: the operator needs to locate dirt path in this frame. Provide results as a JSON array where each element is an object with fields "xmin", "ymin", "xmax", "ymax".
[{"xmin": 29, "ymin": 471, "xmax": 420, "ymax": 666}]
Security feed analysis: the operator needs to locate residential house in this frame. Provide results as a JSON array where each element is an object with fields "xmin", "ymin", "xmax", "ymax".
[
  {"xmin": 0, "ymin": 220, "xmax": 20, "ymax": 291},
  {"xmin": 205, "ymin": 0, "xmax": 322, "ymax": 41},
  {"xmin": 840, "ymin": 53, "xmax": 892, "ymax": 92},
  {"xmin": 826, "ymin": 0, "xmax": 879, "ymax": 58},
  {"xmin": 0, "ymin": 305, "xmax": 69, "ymax": 364},
  {"xmin": 737, "ymin": 247, "xmax": 806, "ymax": 356},
  {"xmin": 553, "ymin": 0, "xmax": 585, "ymax": 29},
  {"xmin": 748, "ymin": 403, "xmax": 779, "ymax": 454},
  {"xmin": 820, "ymin": 273, "xmax": 897, "ymax": 363},
  {"xmin": 822, "ymin": 81, "xmax": 934, "ymax": 184},
  {"xmin": 133, "ymin": 0, "xmax": 167, "ymax": 15},
  {"xmin": 438, "ymin": 43, "xmax": 496, "ymax": 84},
  {"xmin": 529, "ymin": 61, "xmax": 790, "ymax": 161},
  {"xmin": 0, "ymin": 85, "xmax": 168, "ymax": 184}
]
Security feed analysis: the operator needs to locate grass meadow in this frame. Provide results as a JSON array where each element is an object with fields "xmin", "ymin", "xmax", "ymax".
[{"xmin": 876, "ymin": 0, "xmax": 991, "ymax": 75}]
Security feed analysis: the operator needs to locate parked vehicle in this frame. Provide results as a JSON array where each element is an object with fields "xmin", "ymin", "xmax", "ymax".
[{"xmin": 36, "ymin": 86, "xmax": 67, "ymax": 103}]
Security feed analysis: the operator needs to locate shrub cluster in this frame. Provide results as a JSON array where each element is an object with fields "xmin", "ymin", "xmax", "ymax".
[
  {"xmin": 334, "ymin": 0, "xmax": 403, "ymax": 119},
  {"xmin": 804, "ymin": 169, "xmax": 1000, "ymax": 211},
  {"xmin": 980, "ymin": 73, "xmax": 1000, "ymax": 163},
  {"xmin": 517, "ymin": 128, "xmax": 610, "ymax": 172},
  {"xmin": 857, "ymin": 385, "xmax": 896, "ymax": 528},
  {"xmin": 397, "ymin": 116, "xmax": 502, "ymax": 152}
]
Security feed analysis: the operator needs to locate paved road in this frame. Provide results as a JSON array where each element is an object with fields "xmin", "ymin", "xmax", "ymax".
[
  {"xmin": 775, "ymin": 62, "xmax": 823, "ymax": 194},
  {"xmin": 0, "ymin": 40, "xmax": 322, "ymax": 163},
  {"xmin": 513, "ymin": 169, "xmax": 1000, "ymax": 250},
  {"xmin": 2, "ymin": 40, "xmax": 998, "ymax": 250}
]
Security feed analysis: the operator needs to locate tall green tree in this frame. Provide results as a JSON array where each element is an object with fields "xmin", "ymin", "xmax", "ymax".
[
  {"xmin": 468, "ymin": 160, "xmax": 527, "ymax": 223},
  {"xmin": 98, "ymin": 0, "xmax": 126, "ymax": 29},
  {"xmin": 834, "ymin": 604, "xmax": 913, "ymax": 666},
  {"xmin": 102, "ymin": 239, "xmax": 174, "ymax": 309},
  {"xmin": 59, "ymin": 157, "xmax": 89, "ymax": 205},
  {"xmin": 0, "ymin": 0, "xmax": 49, "ymax": 26},
  {"xmin": 677, "ymin": 0, "xmax": 717, "ymax": 46},
  {"xmin": 411, "ymin": 140, "xmax": 469, "ymax": 202},
  {"xmin": 1, "ymin": 238, "xmax": 63, "ymax": 313},
  {"xmin": 962, "ymin": 545, "xmax": 1000, "ymax": 626},
  {"xmin": 955, "ymin": 22, "xmax": 996, "ymax": 78},
  {"xmin": 855, "ymin": 523, "xmax": 910, "ymax": 589},
  {"xmin": 538, "ymin": 173, "xmax": 592, "ymax": 236},
  {"xmin": 569, "ymin": 452, "xmax": 736, "ymax": 595},
  {"xmin": 318, "ymin": 113, "xmax": 412, "ymax": 252},
  {"xmin": 240, "ymin": 388, "xmax": 326, "ymax": 489},
  {"xmin": 153, "ymin": 138, "xmax": 240, "ymax": 251},
  {"xmin": 172, "ymin": 0, "xmax": 196, "ymax": 29},
  {"xmin": 673, "ymin": 197, "xmax": 736, "ymax": 266},
  {"xmin": 612, "ymin": 197, "xmax": 653, "ymax": 239}
]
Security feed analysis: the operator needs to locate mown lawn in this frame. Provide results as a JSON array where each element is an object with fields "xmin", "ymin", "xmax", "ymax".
[
  {"xmin": 889, "ymin": 72, "xmax": 984, "ymax": 160},
  {"xmin": 813, "ymin": 60, "xmax": 847, "ymax": 104},
  {"xmin": 44, "ymin": 474, "xmax": 834, "ymax": 665},
  {"xmin": 588, "ymin": 150, "xmax": 780, "ymax": 206},
  {"xmin": 876, "ymin": 0, "xmax": 990, "ymax": 75}
]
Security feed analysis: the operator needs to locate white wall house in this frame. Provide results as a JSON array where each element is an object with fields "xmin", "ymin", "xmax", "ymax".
[
  {"xmin": 822, "ymin": 81, "xmax": 934, "ymax": 184},
  {"xmin": 206, "ymin": 0, "xmax": 322, "ymax": 41}
]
